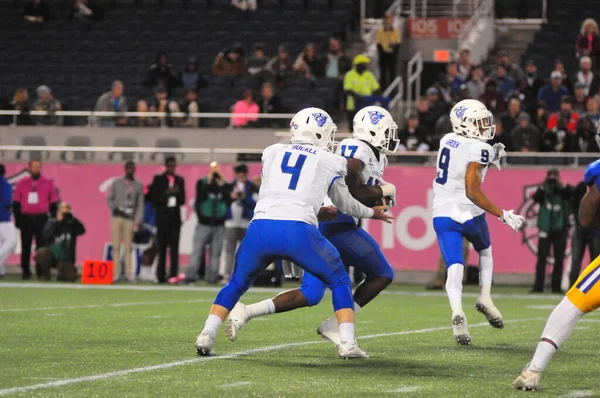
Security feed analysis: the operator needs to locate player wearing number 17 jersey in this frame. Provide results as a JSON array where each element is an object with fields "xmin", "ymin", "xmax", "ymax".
[
  {"xmin": 194, "ymin": 107, "xmax": 392, "ymax": 359},
  {"xmin": 432, "ymin": 99, "xmax": 525, "ymax": 345}
]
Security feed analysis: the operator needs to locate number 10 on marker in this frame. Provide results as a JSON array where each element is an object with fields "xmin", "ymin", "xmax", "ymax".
[{"xmin": 81, "ymin": 260, "xmax": 114, "ymax": 284}]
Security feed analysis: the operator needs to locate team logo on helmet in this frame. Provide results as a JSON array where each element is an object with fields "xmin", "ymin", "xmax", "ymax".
[
  {"xmin": 291, "ymin": 122, "xmax": 298, "ymax": 130},
  {"xmin": 455, "ymin": 106, "xmax": 468, "ymax": 119},
  {"xmin": 368, "ymin": 110, "xmax": 385, "ymax": 125},
  {"xmin": 312, "ymin": 113, "xmax": 328, "ymax": 128}
]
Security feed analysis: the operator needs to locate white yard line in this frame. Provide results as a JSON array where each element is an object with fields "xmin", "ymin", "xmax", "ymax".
[
  {"xmin": 220, "ymin": 381, "xmax": 253, "ymax": 388},
  {"xmin": 560, "ymin": 391, "xmax": 596, "ymax": 398},
  {"xmin": 0, "ymin": 317, "xmax": 545, "ymax": 396},
  {"xmin": 0, "ymin": 299, "xmax": 211, "ymax": 313},
  {"xmin": 387, "ymin": 386, "xmax": 422, "ymax": 393},
  {"xmin": 0, "ymin": 282, "xmax": 566, "ymax": 301}
]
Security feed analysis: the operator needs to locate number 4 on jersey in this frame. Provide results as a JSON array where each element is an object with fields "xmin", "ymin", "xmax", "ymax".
[{"xmin": 281, "ymin": 152, "xmax": 307, "ymax": 190}]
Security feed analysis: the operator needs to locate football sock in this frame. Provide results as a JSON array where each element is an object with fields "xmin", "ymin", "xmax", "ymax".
[
  {"xmin": 446, "ymin": 263, "xmax": 464, "ymax": 314},
  {"xmin": 339, "ymin": 322, "xmax": 355, "ymax": 343},
  {"xmin": 246, "ymin": 299, "xmax": 275, "ymax": 320},
  {"xmin": 201, "ymin": 314, "xmax": 223, "ymax": 340},
  {"xmin": 478, "ymin": 248, "xmax": 493, "ymax": 301},
  {"xmin": 529, "ymin": 297, "xmax": 584, "ymax": 372}
]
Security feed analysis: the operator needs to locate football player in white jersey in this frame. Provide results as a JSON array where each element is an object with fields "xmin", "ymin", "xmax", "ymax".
[
  {"xmin": 222, "ymin": 106, "xmax": 398, "ymax": 353},
  {"xmin": 432, "ymin": 99, "xmax": 525, "ymax": 345},
  {"xmin": 194, "ymin": 107, "xmax": 393, "ymax": 359}
]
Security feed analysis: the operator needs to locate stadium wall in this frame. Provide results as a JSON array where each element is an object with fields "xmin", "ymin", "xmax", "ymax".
[{"xmin": 1, "ymin": 162, "xmax": 589, "ymax": 286}]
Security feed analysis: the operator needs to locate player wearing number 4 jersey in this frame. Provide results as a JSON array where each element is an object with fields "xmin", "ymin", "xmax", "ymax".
[
  {"xmin": 194, "ymin": 107, "xmax": 393, "ymax": 360},
  {"xmin": 432, "ymin": 99, "xmax": 525, "ymax": 345},
  {"xmin": 512, "ymin": 128, "xmax": 600, "ymax": 391},
  {"xmin": 224, "ymin": 106, "xmax": 398, "ymax": 353}
]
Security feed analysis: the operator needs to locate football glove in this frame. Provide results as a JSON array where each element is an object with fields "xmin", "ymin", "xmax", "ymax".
[
  {"xmin": 500, "ymin": 209, "xmax": 525, "ymax": 232},
  {"xmin": 491, "ymin": 143, "xmax": 506, "ymax": 170},
  {"xmin": 380, "ymin": 183, "xmax": 396, "ymax": 207}
]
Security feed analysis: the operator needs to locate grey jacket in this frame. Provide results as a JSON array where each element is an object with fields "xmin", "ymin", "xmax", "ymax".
[
  {"xmin": 107, "ymin": 177, "xmax": 144, "ymax": 224},
  {"xmin": 92, "ymin": 92, "xmax": 128, "ymax": 125}
]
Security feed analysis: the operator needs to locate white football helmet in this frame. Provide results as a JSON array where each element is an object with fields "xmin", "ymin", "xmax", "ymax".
[
  {"xmin": 450, "ymin": 99, "xmax": 496, "ymax": 141},
  {"xmin": 352, "ymin": 106, "xmax": 399, "ymax": 153},
  {"xmin": 290, "ymin": 107, "xmax": 337, "ymax": 151}
]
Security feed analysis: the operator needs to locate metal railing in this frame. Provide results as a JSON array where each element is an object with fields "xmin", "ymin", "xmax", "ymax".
[
  {"xmin": 406, "ymin": 0, "xmax": 476, "ymax": 17},
  {"xmin": 0, "ymin": 110, "xmax": 297, "ymax": 127},
  {"xmin": 383, "ymin": 76, "xmax": 405, "ymax": 110},
  {"xmin": 457, "ymin": 0, "xmax": 494, "ymax": 65},
  {"xmin": 404, "ymin": 51, "xmax": 423, "ymax": 118}
]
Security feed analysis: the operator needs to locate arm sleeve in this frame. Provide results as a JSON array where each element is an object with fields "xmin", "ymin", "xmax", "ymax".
[
  {"xmin": 328, "ymin": 178, "xmax": 374, "ymax": 219},
  {"xmin": 370, "ymin": 73, "xmax": 381, "ymax": 92},
  {"xmin": 532, "ymin": 187, "xmax": 546, "ymax": 203},
  {"xmin": 106, "ymin": 181, "xmax": 117, "ymax": 212},
  {"xmin": 135, "ymin": 185, "xmax": 144, "ymax": 225},
  {"xmin": 73, "ymin": 218, "xmax": 86, "ymax": 236},
  {"xmin": 177, "ymin": 177, "xmax": 185, "ymax": 206},
  {"xmin": 49, "ymin": 183, "xmax": 59, "ymax": 204},
  {"xmin": 43, "ymin": 219, "xmax": 57, "ymax": 242}
]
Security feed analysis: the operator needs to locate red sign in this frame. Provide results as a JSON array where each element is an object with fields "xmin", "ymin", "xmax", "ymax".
[
  {"xmin": 407, "ymin": 18, "xmax": 468, "ymax": 39},
  {"xmin": 81, "ymin": 260, "xmax": 113, "ymax": 284}
]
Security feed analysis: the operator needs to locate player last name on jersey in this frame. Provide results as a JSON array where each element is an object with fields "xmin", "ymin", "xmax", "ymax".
[{"xmin": 290, "ymin": 144, "xmax": 319, "ymax": 155}]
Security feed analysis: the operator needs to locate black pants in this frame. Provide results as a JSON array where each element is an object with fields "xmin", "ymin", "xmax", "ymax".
[
  {"xmin": 379, "ymin": 52, "xmax": 397, "ymax": 89},
  {"xmin": 155, "ymin": 218, "xmax": 181, "ymax": 282},
  {"xmin": 347, "ymin": 110, "xmax": 357, "ymax": 132},
  {"xmin": 569, "ymin": 225, "xmax": 600, "ymax": 286},
  {"xmin": 20, "ymin": 213, "xmax": 48, "ymax": 278},
  {"xmin": 533, "ymin": 230, "xmax": 568, "ymax": 292}
]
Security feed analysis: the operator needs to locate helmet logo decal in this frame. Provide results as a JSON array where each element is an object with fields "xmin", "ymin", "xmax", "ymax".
[
  {"xmin": 455, "ymin": 105, "xmax": 468, "ymax": 118},
  {"xmin": 291, "ymin": 122, "xmax": 298, "ymax": 130},
  {"xmin": 368, "ymin": 110, "xmax": 385, "ymax": 125},
  {"xmin": 312, "ymin": 113, "xmax": 328, "ymax": 128}
]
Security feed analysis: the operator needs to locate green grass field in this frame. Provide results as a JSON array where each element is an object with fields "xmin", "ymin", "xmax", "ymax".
[{"xmin": 1, "ymin": 280, "xmax": 599, "ymax": 397}]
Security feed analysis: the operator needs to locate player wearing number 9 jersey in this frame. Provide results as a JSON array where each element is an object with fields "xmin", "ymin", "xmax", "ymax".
[
  {"xmin": 223, "ymin": 106, "xmax": 398, "ymax": 353},
  {"xmin": 513, "ymin": 132, "xmax": 600, "ymax": 391},
  {"xmin": 195, "ymin": 107, "xmax": 393, "ymax": 360},
  {"xmin": 432, "ymin": 99, "xmax": 525, "ymax": 345}
]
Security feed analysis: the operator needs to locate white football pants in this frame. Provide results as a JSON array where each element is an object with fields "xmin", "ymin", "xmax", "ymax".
[{"xmin": 0, "ymin": 222, "xmax": 17, "ymax": 275}]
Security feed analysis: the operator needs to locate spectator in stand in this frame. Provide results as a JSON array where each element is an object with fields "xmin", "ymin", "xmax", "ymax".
[
  {"xmin": 376, "ymin": 13, "xmax": 401, "ymax": 88},
  {"xmin": 456, "ymin": 48, "xmax": 472, "ymax": 80},
  {"xmin": 293, "ymin": 43, "xmax": 319, "ymax": 82},
  {"xmin": 68, "ymin": 0, "xmax": 102, "ymax": 23},
  {"xmin": 145, "ymin": 52, "xmax": 180, "ymax": 96},
  {"xmin": 433, "ymin": 114, "xmax": 452, "ymax": 150},
  {"xmin": 497, "ymin": 50, "xmax": 524, "ymax": 82},
  {"xmin": 425, "ymin": 87, "xmax": 447, "ymax": 124},
  {"xmin": 246, "ymin": 43, "xmax": 270, "ymax": 84},
  {"xmin": 538, "ymin": 71, "xmax": 570, "ymax": 113},
  {"xmin": 553, "ymin": 60, "xmax": 573, "ymax": 92},
  {"xmin": 416, "ymin": 96, "xmax": 435, "ymax": 132},
  {"xmin": 107, "ymin": 161, "xmax": 144, "ymax": 283},
  {"xmin": 494, "ymin": 64, "xmax": 516, "ymax": 98},
  {"xmin": 466, "ymin": 65, "xmax": 485, "ymax": 99},
  {"xmin": 480, "ymin": 79, "xmax": 506, "ymax": 116},
  {"xmin": 523, "ymin": 59, "xmax": 545, "ymax": 116},
  {"xmin": 266, "ymin": 45, "xmax": 293, "ymax": 88},
  {"xmin": 13, "ymin": 160, "xmax": 58, "ymax": 280},
  {"xmin": 583, "ymin": 96, "xmax": 600, "ymax": 124},
  {"xmin": 576, "ymin": 18, "xmax": 600, "ymax": 65},
  {"xmin": 24, "ymin": 0, "xmax": 50, "ymax": 24},
  {"xmin": 32, "ymin": 85, "xmax": 61, "ymax": 126},
  {"xmin": 231, "ymin": 90, "xmax": 259, "ymax": 128},
  {"xmin": 446, "ymin": 63, "xmax": 465, "ymax": 99},
  {"xmin": 231, "ymin": 0, "xmax": 257, "ymax": 11},
  {"xmin": 93, "ymin": 80, "xmax": 128, "ymax": 127},
  {"xmin": 433, "ymin": 73, "xmax": 452, "ymax": 105},
  {"xmin": 325, "ymin": 37, "xmax": 351, "ymax": 80},
  {"xmin": 573, "ymin": 82, "xmax": 589, "ymax": 113},
  {"xmin": 398, "ymin": 112, "xmax": 430, "ymax": 152},
  {"xmin": 181, "ymin": 57, "xmax": 207, "ymax": 93},
  {"xmin": 534, "ymin": 102, "xmax": 550, "ymax": 132},
  {"xmin": 501, "ymin": 97, "xmax": 522, "ymax": 134},
  {"xmin": 137, "ymin": 86, "xmax": 169, "ymax": 127},
  {"xmin": 489, "ymin": 120, "xmax": 512, "ymax": 150},
  {"xmin": 343, "ymin": 54, "xmax": 380, "ymax": 130},
  {"xmin": 574, "ymin": 56, "xmax": 599, "ymax": 97},
  {"xmin": 150, "ymin": 156, "xmax": 185, "ymax": 284},
  {"xmin": 575, "ymin": 111, "xmax": 599, "ymax": 152},
  {"xmin": 511, "ymin": 113, "xmax": 540, "ymax": 152},
  {"xmin": 222, "ymin": 163, "xmax": 258, "ymax": 283},
  {"xmin": 212, "ymin": 44, "xmax": 244, "ymax": 77},
  {"xmin": 11, "ymin": 88, "xmax": 33, "ymax": 126},
  {"xmin": 257, "ymin": 82, "xmax": 286, "ymax": 128},
  {"xmin": 168, "ymin": 89, "xmax": 200, "ymax": 128},
  {"xmin": 544, "ymin": 96, "xmax": 580, "ymax": 152}
]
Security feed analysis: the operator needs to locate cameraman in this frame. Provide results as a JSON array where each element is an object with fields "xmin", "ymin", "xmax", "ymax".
[
  {"xmin": 183, "ymin": 162, "xmax": 232, "ymax": 284},
  {"xmin": 531, "ymin": 169, "xmax": 574, "ymax": 293},
  {"xmin": 35, "ymin": 202, "xmax": 85, "ymax": 281}
]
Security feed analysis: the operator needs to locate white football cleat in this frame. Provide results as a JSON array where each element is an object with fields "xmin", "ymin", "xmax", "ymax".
[
  {"xmin": 195, "ymin": 333, "xmax": 215, "ymax": 356},
  {"xmin": 337, "ymin": 341, "xmax": 370, "ymax": 359},
  {"xmin": 316, "ymin": 316, "xmax": 341, "ymax": 347},
  {"xmin": 475, "ymin": 299, "xmax": 504, "ymax": 329},
  {"xmin": 512, "ymin": 365, "xmax": 541, "ymax": 391},
  {"xmin": 225, "ymin": 302, "xmax": 249, "ymax": 342},
  {"xmin": 452, "ymin": 312, "xmax": 471, "ymax": 345}
]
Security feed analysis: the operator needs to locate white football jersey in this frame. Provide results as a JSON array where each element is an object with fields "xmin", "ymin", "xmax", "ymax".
[
  {"xmin": 253, "ymin": 143, "xmax": 347, "ymax": 226},
  {"xmin": 432, "ymin": 133, "xmax": 494, "ymax": 218}
]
